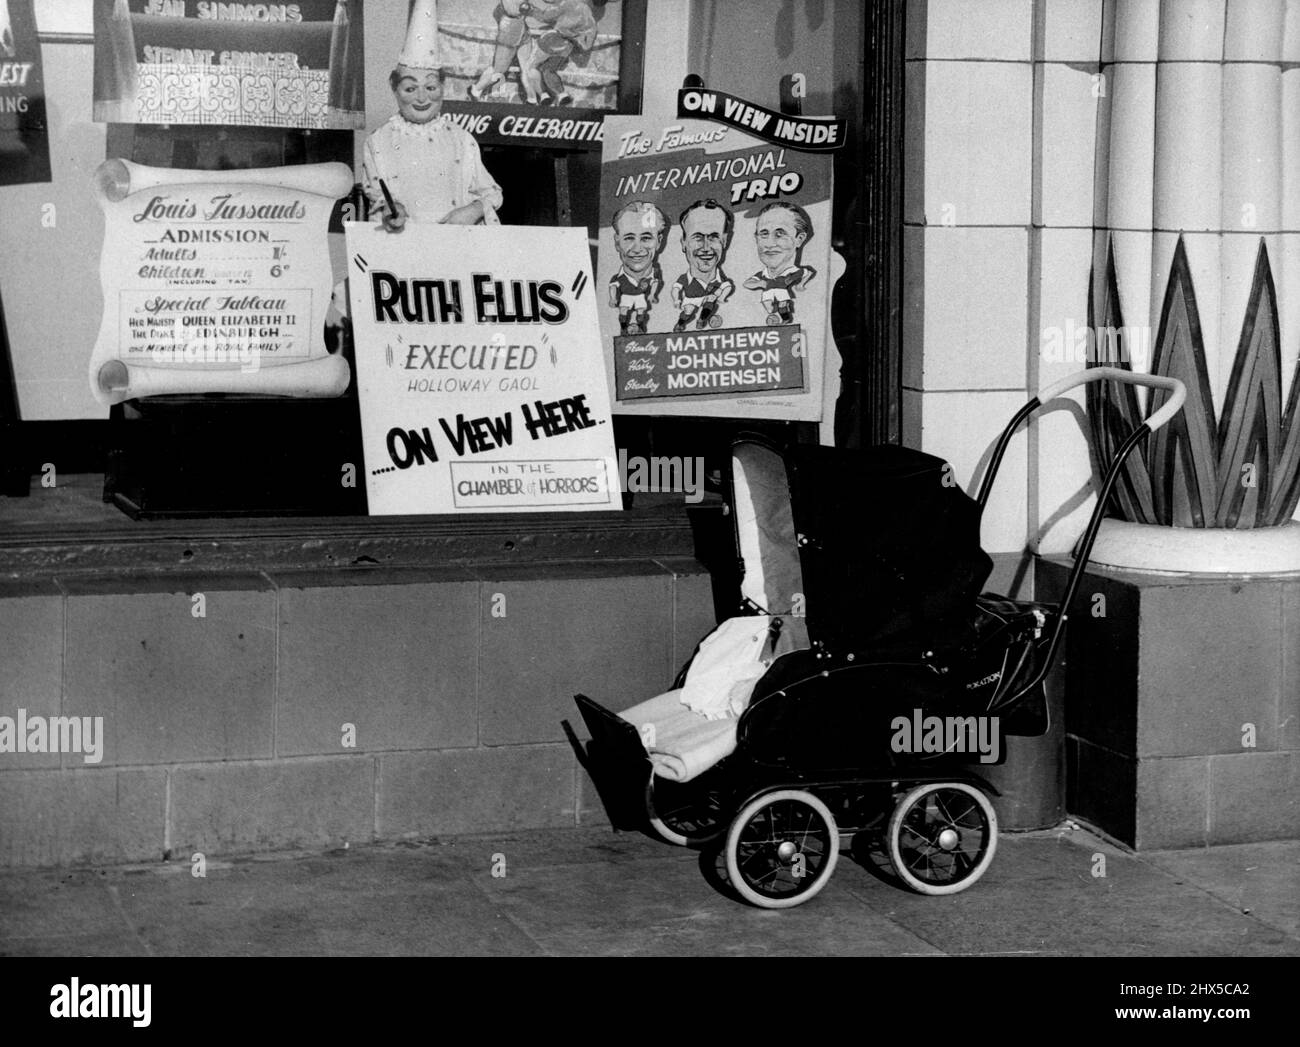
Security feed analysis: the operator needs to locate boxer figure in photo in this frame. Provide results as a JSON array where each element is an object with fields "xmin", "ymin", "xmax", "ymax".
[
  {"xmin": 469, "ymin": 0, "xmax": 598, "ymax": 106},
  {"xmin": 608, "ymin": 201, "xmax": 669, "ymax": 335},
  {"xmin": 743, "ymin": 201, "xmax": 816, "ymax": 326},
  {"xmin": 468, "ymin": 0, "xmax": 531, "ymax": 101},
  {"xmin": 0, "ymin": 0, "xmax": 14, "ymax": 59},
  {"xmin": 671, "ymin": 200, "xmax": 735, "ymax": 332}
]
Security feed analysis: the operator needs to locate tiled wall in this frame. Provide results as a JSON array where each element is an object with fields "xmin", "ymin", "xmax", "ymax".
[
  {"xmin": 905, "ymin": 0, "xmax": 1106, "ymax": 557},
  {"xmin": 0, "ymin": 562, "xmax": 718, "ymax": 866}
]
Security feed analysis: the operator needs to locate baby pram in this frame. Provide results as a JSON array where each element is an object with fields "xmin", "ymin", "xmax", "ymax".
[{"xmin": 566, "ymin": 369, "xmax": 1186, "ymax": 908}]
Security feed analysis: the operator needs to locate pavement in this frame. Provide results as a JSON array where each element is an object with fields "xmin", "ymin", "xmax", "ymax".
[{"xmin": 1, "ymin": 822, "xmax": 1298, "ymax": 957}]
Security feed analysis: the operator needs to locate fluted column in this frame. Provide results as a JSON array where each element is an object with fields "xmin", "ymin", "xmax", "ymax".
[
  {"xmin": 1220, "ymin": 0, "xmax": 1284, "ymax": 395},
  {"xmin": 1101, "ymin": 0, "xmax": 1300, "ymax": 402},
  {"xmin": 1278, "ymin": 0, "xmax": 1300, "ymax": 397},
  {"xmin": 1104, "ymin": 0, "xmax": 1160, "ymax": 354},
  {"xmin": 1093, "ymin": 0, "xmax": 1300, "ymax": 531}
]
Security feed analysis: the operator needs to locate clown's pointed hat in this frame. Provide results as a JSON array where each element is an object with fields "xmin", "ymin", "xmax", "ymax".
[{"xmin": 398, "ymin": 0, "xmax": 441, "ymax": 70}]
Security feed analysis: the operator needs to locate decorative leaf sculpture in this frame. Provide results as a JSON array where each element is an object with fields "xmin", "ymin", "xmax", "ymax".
[
  {"xmin": 1086, "ymin": 241, "xmax": 1157, "ymax": 523},
  {"xmin": 1145, "ymin": 238, "xmax": 1221, "ymax": 527},
  {"xmin": 1215, "ymin": 242, "xmax": 1281, "ymax": 527},
  {"xmin": 1087, "ymin": 234, "xmax": 1300, "ymax": 528},
  {"xmin": 1267, "ymin": 324, "xmax": 1300, "ymax": 525}
]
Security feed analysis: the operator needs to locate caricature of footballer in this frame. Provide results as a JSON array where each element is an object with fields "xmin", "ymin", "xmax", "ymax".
[
  {"xmin": 743, "ymin": 201, "xmax": 817, "ymax": 325},
  {"xmin": 671, "ymin": 200, "xmax": 736, "ymax": 332},
  {"xmin": 608, "ymin": 201, "xmax": 669, "ymax": 335}
]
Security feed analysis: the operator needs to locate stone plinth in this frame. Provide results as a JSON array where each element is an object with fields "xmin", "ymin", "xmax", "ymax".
[{"xmin": 1037, "ymin": 558, "xmax": 1300, "ymax": 848}]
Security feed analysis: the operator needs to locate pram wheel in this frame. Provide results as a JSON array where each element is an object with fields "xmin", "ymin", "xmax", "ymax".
[
  {"xmin": 724, "ymin": 789, "xmax": 839, "ymax": 909},
  {"xmin": 888, "ymin": 782, "xmax": 997, "ymax": 895},
  {"xmin": 646, "ymin": 771, "xmax": 726, "ymax": 846}
]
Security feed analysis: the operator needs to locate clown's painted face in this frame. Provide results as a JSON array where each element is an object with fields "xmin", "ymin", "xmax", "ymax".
[
  {"xmin": 680, "ymin": 206, "xmax": 729, "ymax": 280},
  {"xmin": 755, "ymin": 207, "xmax": 807, "ymax": 275},
  {"xmin": 393, "ymin": 66, "xmax": 443, "ymax": 124},
  {"xmin": 614, "ymin": 208, "xmax": 665, "ymax": 278}
]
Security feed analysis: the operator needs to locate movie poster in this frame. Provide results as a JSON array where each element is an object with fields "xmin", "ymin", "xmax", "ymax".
[
  {"xmin": 437, "ymin": 0, "xmax": 628, "ymax": 151},
  {"xmin": 89, "ymin": 159, "xmax": 353, "ymax": 405},
  {"xmin": 597, "ymin": 98, "xmax": 836, "ymax": 421},
  {"xmin": 91, "ymin": 0, "xmax": 365, "ymax": 130},
  {"xmin": 0, "ymin": 0, "xmax": 51, "ymax": 186},
  {"xmin": 345, "ymin": 222, "xmax": 621, "ymax": 515}
]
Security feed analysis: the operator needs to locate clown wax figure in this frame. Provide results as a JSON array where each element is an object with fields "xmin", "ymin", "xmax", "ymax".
[
  {"xmin": 362, "ymin": 0, "xmax": 504, "ymax": 231},
  {"xmin": 330, "ymin": 0, "xmax": 504, "ymax": 325}
]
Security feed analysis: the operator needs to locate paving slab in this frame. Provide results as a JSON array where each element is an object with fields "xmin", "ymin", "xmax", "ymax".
[
  {"xmin": 1142, "ymin": 841, "xmax": 1300, "ymax": 940},
  {"xmin": 110, "ymin": 855, "xmax": 543, "ymax": 957},
  {"xmin": 0, "ymin": 825, "xmax": 1298, "ymax": 957},
  {"xmin": 865, "ymin": 829, "xmax": 1299, "ymax": 956},
  {"xmin": 479, "ymin": 845, "xmax": 942, "ymax": 957}
]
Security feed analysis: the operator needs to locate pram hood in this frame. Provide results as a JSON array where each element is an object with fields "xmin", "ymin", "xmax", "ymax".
[{"xmin": 730, "ymin": 439, "xmax": 994, "ymax": 652}]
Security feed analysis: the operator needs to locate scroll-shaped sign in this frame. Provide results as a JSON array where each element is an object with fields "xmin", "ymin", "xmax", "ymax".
[
  {"xmin": 597, "ymin": 107, "xmax": 837, "ymax": 422},
  {"xmin": 89, "ymin": 159, "xmax": 352, "ymax": 406},
  {"xmin": 345, "ymin": 223, "xmax": 621, "ymax": 516}
]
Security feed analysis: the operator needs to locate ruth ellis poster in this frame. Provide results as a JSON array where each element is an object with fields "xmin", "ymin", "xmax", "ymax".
[
  {"xmin": 345, "ymin": 223, "xmax": 620, "ymax": 516},
  {"xmin": 89, "ymin": 159, "xmax": 353, "ymax": 404},
  {"xmin": 597, "ymin": 108, "xmax": 835, "ymax": 422},
  {"xmin": 92, "ymin": 0, "xmax": 364, "ymax": 130},
  {"xmin": 0, "ymin": 0, "xmax": 50, "ymax": 186}
]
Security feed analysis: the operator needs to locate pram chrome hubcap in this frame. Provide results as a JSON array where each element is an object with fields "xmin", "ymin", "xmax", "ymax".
[
  {"xmin": 724, "ymin": 789, "xmax": 840, "ymax": 910},
  {"xmin": 887, "ymin": 782, "xmax": 998, "ymax": 896}
]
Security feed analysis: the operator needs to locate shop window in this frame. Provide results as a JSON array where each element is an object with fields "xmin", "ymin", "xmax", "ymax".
[{"xmin": 2, "ymin": 0, "xmax": 906, "ymax": 535}]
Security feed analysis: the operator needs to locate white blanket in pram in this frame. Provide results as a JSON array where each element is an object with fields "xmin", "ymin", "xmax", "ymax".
[{"xmin": 618, "ymin": 615, "xmax": 808, "ymax": 782}]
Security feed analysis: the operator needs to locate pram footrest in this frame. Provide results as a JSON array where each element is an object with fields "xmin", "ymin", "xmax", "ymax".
[{"xmin": 568, "ymin": 694, "xmax": 653, "ymax": 831}]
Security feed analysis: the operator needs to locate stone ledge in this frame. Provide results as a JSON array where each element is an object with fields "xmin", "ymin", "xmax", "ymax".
[{"xmin": 0, "ymin": 556, "xmax": 719, "ymax": 866}]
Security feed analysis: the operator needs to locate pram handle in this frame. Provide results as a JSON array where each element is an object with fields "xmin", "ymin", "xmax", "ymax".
[
  {"xmin": 1036, "ymin": 367, "xmax": 1187, "ymax": 435},
  {"xmin": 974, "ymin": 367, "xmax": 1187, "ymax": 710},
  {"xmin": 976, "ymin": 368, "xmax": 1187, "ymax": 511}
]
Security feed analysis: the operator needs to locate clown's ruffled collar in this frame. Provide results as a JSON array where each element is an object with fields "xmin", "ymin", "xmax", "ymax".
[{"xmin": 385, "ymin": 113, "xmax": 455, "ymax": 140}]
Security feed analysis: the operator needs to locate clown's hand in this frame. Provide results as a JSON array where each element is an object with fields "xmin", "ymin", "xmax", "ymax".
[
  {"xmin": 382, "ymin": 201, "xmax": 409, "ymax": 234},
  {"xmin": 443, "ymin": 201, "xmax": 486, "ymax": 226}
]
